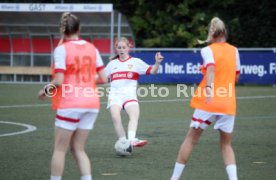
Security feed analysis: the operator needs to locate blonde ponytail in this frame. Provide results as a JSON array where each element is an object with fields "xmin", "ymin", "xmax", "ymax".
[{"xmin": 198, "ymin": 17, "xmax": 227, "ymax": 44}]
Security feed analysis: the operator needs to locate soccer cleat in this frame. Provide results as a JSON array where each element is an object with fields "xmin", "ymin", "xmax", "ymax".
[{"xmin": 130, "ymin": 138, "xmax": 148, "ymax": 147}]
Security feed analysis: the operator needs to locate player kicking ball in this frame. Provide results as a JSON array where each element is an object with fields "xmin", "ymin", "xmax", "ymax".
[{"xmin": 105, "ymin": 37, "xmax": 164, "ymax": 148}]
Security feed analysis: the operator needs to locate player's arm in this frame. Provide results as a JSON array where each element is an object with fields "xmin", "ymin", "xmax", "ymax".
[
  {"xmin": 37, "ymin": 73, "xmax": 64, "ymax": 100},
  {"xmin": 95, "ymin": 49, "xmax": 108, "ymax": 84},
  {"xmin": 201, "ymin": 47, "xmax": 215, "ymax": 103},
  {"xmin": 96, "ymin": 69, "xmax": 108, "ymax": 84},
  {"xmin": 206, "ymin": 65, "xmax": 215, "ymax": 85},
  {"xmin": 235, "ymin": 48, "xmax": 241, "ymax": 84},
  {"xmin": 150, "ymin": 52, "xmax": 164, "ymax": 74},
  {"xmin": 201, "ymin": 47, "xmax": 215, "ymax": 88},
  {"xmin": 38, "ymin": 45, "xmax": 65, "ymax": 100},
  {"xmin": 206, "ymin": 65, "xmax": 215, "ymax": 87},
  {"xmin": 51, "ymin": 73, "xmax": 64, "ymax": 87},
  {"xmin": 205, "ymin": 65, "xmax": 215, "ymax": 103},
  {"xmin": 235, "ymin": 73, "xmax": 240, "ymax": 84}
]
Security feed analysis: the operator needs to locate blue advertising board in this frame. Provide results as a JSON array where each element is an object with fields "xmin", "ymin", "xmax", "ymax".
[{"xmin": 131, "ymin": 50, "xmax": 276, "ymax": 84}]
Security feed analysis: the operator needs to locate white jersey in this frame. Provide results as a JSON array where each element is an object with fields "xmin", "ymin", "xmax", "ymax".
[
  {"xmin": 200, "ymin": 46, "xmax": 241, "ymax": 72},
  {"xmin": 105, "ymin": 56, "xmax": 152, "ymax": 97}
]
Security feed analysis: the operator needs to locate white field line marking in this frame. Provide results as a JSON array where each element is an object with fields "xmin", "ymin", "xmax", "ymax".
[
  {"xmin": 0, "ymin": 104, "xmax": 50, "ymax": 109},
  {"xmin": 0, "ymin": 95, "xmax": 276, "ymax": 109},
  {"xmin": 0, "ymin": 121, "xmax": 37, "ymax": 137}
]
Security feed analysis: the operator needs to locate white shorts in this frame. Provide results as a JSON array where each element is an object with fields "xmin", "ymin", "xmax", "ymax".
[
  {"xmin": 107, "ymin": 94, "xmax": 138, "ymax": 109},
  {"xmin": 190, "ymin": 109, "xmax": 235, "ymax": 133},
  {"xmin": 55, "ymin": 108, "xmax": 99, "ymax": 131}
]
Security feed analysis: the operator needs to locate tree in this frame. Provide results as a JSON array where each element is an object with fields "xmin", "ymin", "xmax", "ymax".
[{"xmin": 116, "ymin": 0, "xmax": 275, "ymax": 47}]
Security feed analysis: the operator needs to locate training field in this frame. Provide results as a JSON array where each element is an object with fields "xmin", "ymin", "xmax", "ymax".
[{"xmin": 0, "ymin": 84, "xmax": 276, "ymax": 180}]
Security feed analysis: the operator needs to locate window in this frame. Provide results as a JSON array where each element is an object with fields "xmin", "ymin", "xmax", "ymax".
[
  {"xmin": 0, "ymin": 74, "xmax": 14, "ymax": 81},
  {"xmin": 33, "ymin": 55, "xmax": 51, "ymax": 66},
  {"xmin": 13, "ymin": 55, "xmax": 31, "ymax": 66},
  {"xmin": 0, "ymin": 54, "xmax": 10, "ymax": 66}
]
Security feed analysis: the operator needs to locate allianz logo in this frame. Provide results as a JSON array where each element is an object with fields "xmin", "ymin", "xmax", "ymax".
[
  {"xmin": 1, "ymin": 4, "xmax": 16, "ymax": 9},
  {"xmin": 83, "ymin": 5, "xmax": 97, "ymax": 10}
]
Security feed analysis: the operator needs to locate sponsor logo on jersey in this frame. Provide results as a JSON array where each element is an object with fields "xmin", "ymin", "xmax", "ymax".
[
  {"xmin": 110, "ymin": 71, "xmax": 139, "ymax": 81},
  {"xmin": 112, "ymin": 73, "xmax": 127, "ymax": 79},
  {"xmin": 128, "ymin": 64, "xmax": 133, "ymax": 70},
  {"xmin": 127, "ymin": 72, "xmax": 133, "ymax": 78}
]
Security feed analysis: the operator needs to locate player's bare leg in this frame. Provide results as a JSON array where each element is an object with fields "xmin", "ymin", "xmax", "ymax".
[
  {"xmin": 51, "ymin": 127, "xmax": 73, "ymax": 177},
  {"xmin": 71, "ymin": 129, "xmax": 91, "ymax": 178},
  {"xmin": 110, "ymin": 105, "xmax": 126, "ymax": 138},
  {"xmin": 220, "ymin": 130, "xmax": 238, "ymax": 180},
  {"xmin": 171, "ymin": 127, "xmax": 203, "ymax": 180},
  {"xmin": 125, "ymin": 103, "xmax": 139, "ymax": 137},
  {"xmin": 176, "ymin": 127, "xmax": 203, "ymax": 163},
  {"xmin": 125, "ymin": 103, "xmax": 147, "ymax": 147}
]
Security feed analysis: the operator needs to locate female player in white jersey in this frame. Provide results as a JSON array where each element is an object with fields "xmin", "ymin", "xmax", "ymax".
[
  {"xmin": 105, "ymin": 37, "xmax": 164, "ymax": 147},
  {"xmin": 38, "ymin": 12, "xmax": 107, "ymax": 180}
]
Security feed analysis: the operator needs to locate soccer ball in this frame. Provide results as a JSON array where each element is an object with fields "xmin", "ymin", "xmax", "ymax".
[{"xmin": 114, "ymin": 138, "xmax": 133, "ymax": 156}]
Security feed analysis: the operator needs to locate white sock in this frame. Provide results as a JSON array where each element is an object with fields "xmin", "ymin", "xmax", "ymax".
[
  {"xmin": 81, "ymin": 175, "xmax": 92, "ymax": 180},
  {"xmin": 171, "ymin": 162, "xmax": 185, "ymax": 179},
  {"xmin": 128, "ymin": 131, "xmax": 136, "ymax": 141},
  {"xmin": 226, "ymin": 164, "xmax": 238, "ymax": 180},
  {"xmin": 119, "ymin": 136, "xmax": 127, "ymax": 141},
  {"xmin": 51, "ymin": 176, "xmax": 62, "ymax": 180}
]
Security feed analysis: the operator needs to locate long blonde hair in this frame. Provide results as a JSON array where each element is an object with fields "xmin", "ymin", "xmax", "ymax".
[
  {"xmin": 109, "ymin": 37, "xmax": 132, "ymax": 60},
  {"xmin": 198, "ymin": 17, "xmax": 227, "ymax": 44}
]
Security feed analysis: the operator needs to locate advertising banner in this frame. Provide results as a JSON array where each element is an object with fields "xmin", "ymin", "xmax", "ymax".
[
  {"xmin": 131, "ymin": 50, "xmax": 276, "ymax": 84},
  {"xmin": 0, "ymin": 3, "xmax": 113, "ymax": 12}
]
